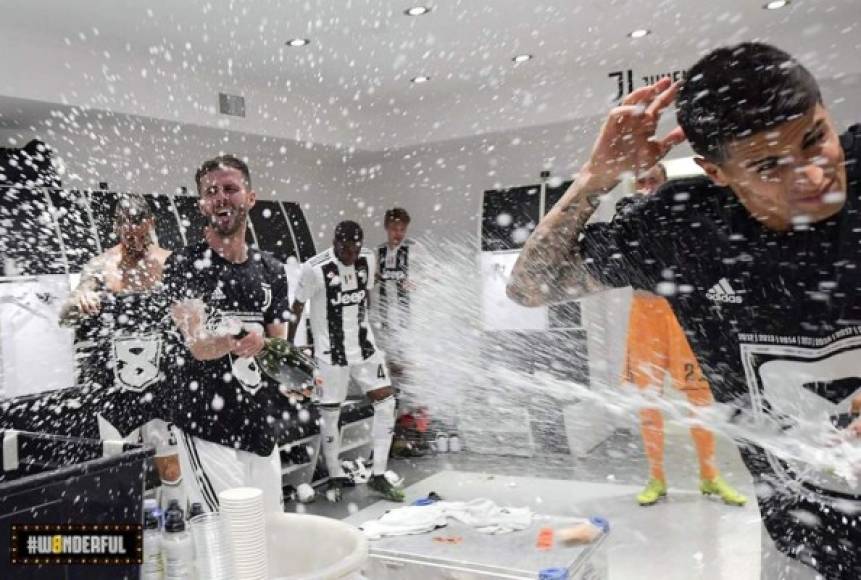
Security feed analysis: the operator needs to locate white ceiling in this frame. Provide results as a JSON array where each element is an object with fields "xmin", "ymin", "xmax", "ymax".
[{"xmin": 1, "ymin": 0, "xmax": 859, "ymax": 150}]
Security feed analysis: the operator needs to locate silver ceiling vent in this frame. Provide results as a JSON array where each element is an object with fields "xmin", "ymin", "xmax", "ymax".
[{"xmin": 218, "ymin": 92, "xmax": 246, "ymax": 117}]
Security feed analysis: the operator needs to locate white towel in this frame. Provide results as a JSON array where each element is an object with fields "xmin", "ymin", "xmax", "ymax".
[
  {"xmin": 360, "ymin": 498, "xmax": 532, "ymax": 539},
  {"xmin": 360, "ymin": 505, "xmax": 448, "ymax": 540},
  {"xmin": 438, "ymin": 499, "xmax": 533, "ymax": 534}
]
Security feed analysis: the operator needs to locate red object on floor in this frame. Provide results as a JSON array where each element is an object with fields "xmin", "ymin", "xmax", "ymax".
[
  {"xmin": 536, "ymin": 527, "xmax": 554, "ymax": 550},
  {"xmin": 397, "ymin": 407, "xmax": 430, "ymax": 433}
]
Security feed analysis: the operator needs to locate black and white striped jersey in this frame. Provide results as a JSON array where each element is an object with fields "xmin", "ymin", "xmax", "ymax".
[
  {"xmin": 296, "ymin": 247, "xmax": 377, "ymax": 366},
  {"xmin": 375, "ymin": 238, "xmax": 417, "ymax": 332}
]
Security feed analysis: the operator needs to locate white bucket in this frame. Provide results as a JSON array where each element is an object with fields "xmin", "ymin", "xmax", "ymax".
[{"xmin": 267, "ymin": 513, "xmax": 368, "ymax": 580}]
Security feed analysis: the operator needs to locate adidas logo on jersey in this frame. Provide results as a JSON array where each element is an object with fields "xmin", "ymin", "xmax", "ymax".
[
  {"xmin": 331, "ymin": 289, "xmax": 366, "ymax": 306},
  {"xmin": 212, "ymin": 286, "xmax": 227, "ymax": 301},
  {"xmin": 706, "ymin": 278, "xmax": 742, "ymax": 303}
]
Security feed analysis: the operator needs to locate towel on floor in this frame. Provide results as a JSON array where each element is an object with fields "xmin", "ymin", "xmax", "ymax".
[
  {"xmin": 438, "ymin": 499, "xmax": 533, "ymax": 534},
  {"xmin": 360, "ymin": 505, "xmax": 448, "ymax": 540},
  {"xmin": 360, "ymin": 498, "xmax": 533, "ymax": 539}
]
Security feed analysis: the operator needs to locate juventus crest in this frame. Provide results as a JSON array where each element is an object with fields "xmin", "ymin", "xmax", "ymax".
[{"xmin": 740, "ymin": 334, "xmax": 861, "ymax": 500}]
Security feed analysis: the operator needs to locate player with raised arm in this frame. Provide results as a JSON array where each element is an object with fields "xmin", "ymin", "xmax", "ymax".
[{"xmin": 508, "ymin": 43, "xmax": 860, "ymax": 578}]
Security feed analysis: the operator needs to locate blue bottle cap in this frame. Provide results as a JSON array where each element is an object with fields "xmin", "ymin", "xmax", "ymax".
[
  {"xmin": 411, "ymin": 497, "xmax": 435, "ymax": 506},
  {"xmin": 538, "ymin": 567, "xmax": 568, "ymax": 579},
  {"xmin": 589, "ymin": 516, "xmax": 610, "ymax": 533}
]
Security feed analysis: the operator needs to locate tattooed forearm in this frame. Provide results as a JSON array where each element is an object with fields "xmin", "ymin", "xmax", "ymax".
[{"xmin": 506, "ymin": 173, "xmax": 614, "ymax": 307}]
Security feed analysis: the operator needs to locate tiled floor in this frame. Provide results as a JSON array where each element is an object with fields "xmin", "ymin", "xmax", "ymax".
[{"xmin": 289, "ymin": 426, "xmax": 764, "ymax": 579}]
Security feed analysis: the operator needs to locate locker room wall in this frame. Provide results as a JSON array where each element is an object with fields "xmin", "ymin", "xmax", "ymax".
[
  {"xmin": 0, "ymin": 96, "xmax": 354, "ymax": 247},
  {"xmin": 0, "ymin": 185, "xmax": 316, "ymax": 276}
]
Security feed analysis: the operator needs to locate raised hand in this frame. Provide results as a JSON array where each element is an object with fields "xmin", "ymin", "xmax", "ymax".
[{"xmin": 585, "ymin": 77, "xmax": 686, "ymax": 188}]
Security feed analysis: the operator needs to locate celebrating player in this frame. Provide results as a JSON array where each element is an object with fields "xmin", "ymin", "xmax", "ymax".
[
  {"xmin": 289, "ymin": 221, "xmax": 404, "ymax": 503},
  {"xmin": 508, "ymin": 43, "xmax": 861, "ymax": 578},
  {"xmin": 625, "ymin": 165, "xmax": 746, "ymax": 508},
  {"xmin": 164, "ymin": 155, "xmax": 290, "ymax": 513},
  {"xmin": 58, "ymin": 194, "xmax": 182, "ymax": 508}
]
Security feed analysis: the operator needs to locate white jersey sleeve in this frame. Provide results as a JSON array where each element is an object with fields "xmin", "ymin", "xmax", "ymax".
[
  {"xmin": 364, "ymin": 250, "xmax": 377, "ymax": 292},
  {"xmin": 294, "ymin": 261, "xmax": 319, "ymax": 303}
]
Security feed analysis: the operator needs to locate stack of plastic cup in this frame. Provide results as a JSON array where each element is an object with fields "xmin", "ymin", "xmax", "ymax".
[
  {"xmin": 189, "ymin": 512, "xmax": 234, "ymax": 580},
  {"xmin": 219, "ymin": 487, "xmax": 268, "ymax": 580}
]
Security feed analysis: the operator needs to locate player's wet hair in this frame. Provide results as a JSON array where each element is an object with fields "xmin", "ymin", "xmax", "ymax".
[
  {"xmin": 384, "ymin": 207, "xmax": 411, "ymax": 227},
  {"xmin": 677, "ymin": 42, "xmax": 822, "ymax": 164},
  {"xmin": 114, "ymin": 193, "xmax": 153, "ymax": 226},
  {"xmin": 194, "ymin": 154, "xmax": 252, "ymax": 191},
  {"xmin": 334, "ymin": 220, "xmax": 363, "ymax": 243}
]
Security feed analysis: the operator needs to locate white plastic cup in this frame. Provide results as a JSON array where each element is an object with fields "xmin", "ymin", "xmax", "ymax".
[
  {"xmin": 436, "ymin": 433, "xmax": 449, "ymax": 453},
  {"xmin": 190, "ymin": 512, "xmax": 234, "ymax": 580}
]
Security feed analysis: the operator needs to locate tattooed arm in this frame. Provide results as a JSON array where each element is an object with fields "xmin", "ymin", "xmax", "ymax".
[
  {"xmin": 506, "ymin": 170, "xmax": 615, "ymax": 306},
  {"xmin": 507, "ymin": 77, "xmax": 685, "ymax": 307}
]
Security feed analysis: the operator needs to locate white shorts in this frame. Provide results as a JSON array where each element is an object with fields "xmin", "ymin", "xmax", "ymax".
[
  {"xmin": 171, "ymin": 426, "xmax": 283, "ymax": 514},
  {"xmin": 315, "ymin": 351, "xmax": 391, "ymax": 404}
]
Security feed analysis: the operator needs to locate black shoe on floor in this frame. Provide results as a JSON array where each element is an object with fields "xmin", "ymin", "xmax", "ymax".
[{"xmin": 326, "ymin": 477, "xmax": 348, "ymax": 503}]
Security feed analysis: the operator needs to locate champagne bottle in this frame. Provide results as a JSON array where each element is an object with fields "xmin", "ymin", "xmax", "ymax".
[
  {"xmin": 231, "ymin": 325, "xmax": 316, "ymax": 390},
  {"xmin": 257, "ymin": 336, "xmax": 317, "ymax": 389}
]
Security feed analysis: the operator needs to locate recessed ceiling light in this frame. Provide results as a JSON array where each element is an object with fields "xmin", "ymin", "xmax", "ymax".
[
  {"xmin": 404, "ymin": 6, "xmax": 431, "ymax": 16},
  {"xmin": 512, "ymin": 54, "xmax": 533, "ymax": 63},
  {"xmin": 411, "ymin": 75, "xmax": 430, "ymax": 84},
  {"xmin": 285, "ymin": 38, "xmax": 310, "ymax": 47},
  {"xmin": 763, "ymin": 0, "xmax": 789, "ymax": 9},
  {"xmin": 628, "ymin": 29, "xmax": 650, "ymax": 39}
]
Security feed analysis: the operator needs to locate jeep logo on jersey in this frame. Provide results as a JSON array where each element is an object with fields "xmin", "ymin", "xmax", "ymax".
[
  {"xmin": 113, "ymin": 335, "xmax": 162, "ymax": 391},
  {"xmin": 331, "ymin": 289, "xmax": 366, "ymax": 306},
  {"xmin": 381, "ymin": 270, "xmax": 406, "ymax": 281}
]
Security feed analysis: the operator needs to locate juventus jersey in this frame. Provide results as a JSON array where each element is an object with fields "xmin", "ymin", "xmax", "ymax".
[
  {"xmin": 581, "ymin": 125, "xmax": 861, "ymax": 578},
  {"xmin": 375, "ymin": 239, "xmax": 416, "ymax": 332},
  {"xmin": 75, "ymin": 289, "xmax": 175, "ymax": 437},
  {"xmin": 163, "ymin": 242, "xmax": 291, "ymax": 457},
  {"xmin": 296, "ymin": 247, "xmax": 377, "ymax": 366}
]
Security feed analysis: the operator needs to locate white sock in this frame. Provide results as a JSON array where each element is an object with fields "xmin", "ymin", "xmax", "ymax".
[
  {"xmin": 319, "ymin": 404, "xmax": 344, "ymax": 479},
  {"xmin": 372, "ymin": 396, "xmax": 396, "ymax": 475}
]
